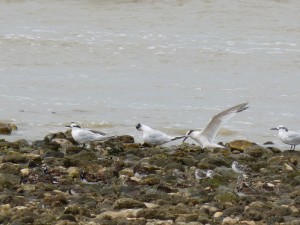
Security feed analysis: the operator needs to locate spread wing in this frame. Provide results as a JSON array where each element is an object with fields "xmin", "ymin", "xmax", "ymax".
[{"xmin": 201, "ymin": 103, "xmax": 248, "ymax": 142}]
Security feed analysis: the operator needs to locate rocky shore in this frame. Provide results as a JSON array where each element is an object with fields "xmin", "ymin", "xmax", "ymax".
[{"xmin": 0, "ymin": 127, "xmax": 300, "ymax": 225}]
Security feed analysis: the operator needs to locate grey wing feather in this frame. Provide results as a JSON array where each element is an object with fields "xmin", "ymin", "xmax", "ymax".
[
  {"xmin": 88, "ymin": 129, "xmax": 106, "ymax": 135},
  {"xmin": 287, "ymin": 131, "xmax": 300, "ymax": 143},
  {"xmin": 201, "ymin": 103, "xmax": 248, "ymax": 142}
]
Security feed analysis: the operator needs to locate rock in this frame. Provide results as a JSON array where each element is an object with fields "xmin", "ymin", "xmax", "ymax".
[
  {"xmin": 222, "ymin": 216, "xmax": 239, "ymax": 225},
  {"xmin": 283, "ymin": 163, "xmax": 294, "ymax": 171},
  {"xmin": 51, "ymin": 138, "xmax": 73, "ymax": 147},
  {"xmin": 42, "ymin": 150, "xmax": 65, "ymax": 158},
  {"xmin": 227, "ymin": 140, "xmax": 256, "ymax": 151},
  {"xmin": 96, "ymin": 209, "xmax": 142, "ymax": 220},
  {"xmin": 239, "ymin": 221, "xmax": 256, "ymax": 225},
  {"xmin": 0, "ymin": 122, "xmax": 17, "ymax": 135},
  {"xmin": 12, "ymin": 139, "xmax": 29, "ymax": 148},
  {"xmin": 200, "ymin": 155, "xmax": 230, "ymax": 167},
  {"xmin": 59, "ymin": 214, "xmax": 77, "ymax": 222},
  {"xmin": 0, "ymin": 204, "xmax": 12, "ymax": 217},
  {"xmin": 67, "ymin": 167, "xmax": 80, "ymax": 178},
  {"xmin": 115, "ymin": 135, "xmax": 135, "ymax": 143},
  {"xmin": 0, "ymin": 163, "xmax": 21, "ymax": 175},
  {"xmin": 136, "ymin": 208, "xmax": 176, "ymax": 220},
  {"xmin": 66, "ymin": 146, "xmax": 84, "ymax": 155},
  {"xmin": 113, "ymin": 198, "xmax": 146, "ymax": 209},
  {"xmin": 214, "ymin": 192, "xmax": 239, "ymax": 205},
  {"xmin": 175, "ymin": 214, "xmax": 199, "ymax": 223},
  {"xmin": 213, "ymin": 211, "xmax": 223, "ymax": 218},
  {"xmin": 244, "ymin": 146, "xmax": 273, "ymax": 158},
  {"xmin": 20, "ymin": 168, "xmax": 30, "ymax": 176},
  {"xmin": 2, "ymin": 152, "xmax": 42, "ymax": 164},
  {"xmin": 63, "ymin": 204, "xmax": 91, "ymax": 217}
]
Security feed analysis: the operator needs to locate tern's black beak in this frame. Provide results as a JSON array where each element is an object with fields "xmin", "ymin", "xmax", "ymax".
[
  {"xmin": 65, "ymin": 125, "xmax": 71, "ymax": 128},
  {"xmin": 182, "ymin": 136, "xmax": 189, "ymax": 142},
  {"xmin": 270, "ymin": 128, "xmax": 278, "ymax": 130}
]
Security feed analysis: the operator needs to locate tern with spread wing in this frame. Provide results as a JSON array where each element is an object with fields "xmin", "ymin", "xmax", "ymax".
[
  {"xmin": 183, "ymin": 102, "xmax": 249, "ymax": 149},
  {"xmin": 136, "ymin": 123, "xmax": 185, "ymax": 145}
]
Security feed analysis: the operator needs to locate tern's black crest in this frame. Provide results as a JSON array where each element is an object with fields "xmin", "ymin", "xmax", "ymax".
[
  {"xmin": 279, "ymin": 126, "xmax": 288, "ymax": 132},
  {"xmin": 136, "ymin": 123, "xmax": 142, "ymax": 130}
]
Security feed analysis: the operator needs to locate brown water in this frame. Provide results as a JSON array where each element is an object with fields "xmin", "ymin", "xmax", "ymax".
[{"xmin": 0, "ymin": 0, "xmax": 299, "ymax": 148}]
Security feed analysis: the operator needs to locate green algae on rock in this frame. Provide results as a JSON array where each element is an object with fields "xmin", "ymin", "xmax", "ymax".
[{"xmin": 0, "ymin": 130, "xmax": 299, "ymax": 224}]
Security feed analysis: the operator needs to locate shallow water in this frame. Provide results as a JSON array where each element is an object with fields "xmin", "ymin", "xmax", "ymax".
[{"xmin": 0, "ymin": 0, "xmax": 300, "ymax": 148}]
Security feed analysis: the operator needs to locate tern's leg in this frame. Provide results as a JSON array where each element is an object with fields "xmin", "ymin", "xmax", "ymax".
[{"xmin": 82, "ymin": 143, "xmax": 86, "ymax": 149}]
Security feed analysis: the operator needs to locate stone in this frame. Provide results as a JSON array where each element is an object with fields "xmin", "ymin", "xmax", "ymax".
[
  {"xmin": 227, "ymin": 140, "xmax": 256, "ymax": 151},
  {"xmin": 244, "ymin": 146, "xmax": 273, "ymax": 158},
  {"xmin": 283, "ymin": 163, "xmax": 294, "ymax": 171},
  {"xmin": 222, "ymin": 216, "xmax": 239, "ymax": 225},
  {"xmin": 59, "ymin": 214, "xmax": 77, "ymax": 222},
  {"xmin": 213, "ymin": 212, "xmax": 223, "ymax": 218},
  {"xmin": 113, "ymin": 198, "xmax": 146, "ymax": 209},
  {"xmin": 0, "ymin": 122, "xmax": 17, "ymax": 135},
  {"xmin": 214, "ymin": 192, "xmax": 239, "ymax": 205}
]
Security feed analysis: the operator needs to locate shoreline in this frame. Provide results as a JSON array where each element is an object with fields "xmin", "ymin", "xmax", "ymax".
[{"xmin": 0, "ymin": 129, "xmax": 299, "ymax": 225}]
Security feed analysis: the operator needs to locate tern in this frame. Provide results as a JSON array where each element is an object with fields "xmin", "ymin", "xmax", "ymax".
[
  {"xmin": 136, "ymin": 123, "xmax": 185, "ymax": 145},
  {"xmin": 66, "ymin": 123, "xmax": 116, "ymax": 147},
  {"xmin": 271, "ymin": 125, "xmax": 300, "ymax": 150},
  {"xmin": 195, "ymin": 169, "xmax": 214, "ymax": 180},
  {"xmin": 231, "ymin": 161, "xmax": 251, "ymax": 177},
  {"xmin": 183, "ymin": 102, "xmax": 249, "ymax": 149}
]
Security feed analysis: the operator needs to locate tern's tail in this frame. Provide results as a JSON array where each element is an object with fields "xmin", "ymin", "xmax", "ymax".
[{"xmin": 171, "ymin": 136, "xmax": 186, "ymax": 141}]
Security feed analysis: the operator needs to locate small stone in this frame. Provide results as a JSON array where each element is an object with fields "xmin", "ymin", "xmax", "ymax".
[
  {"xmin": 227, "ymin": 140, "xmax": 255, "ymax": 151},
  {"xmin": 0, "ymin": 204, "xmax": 12, "ymax": 217},
  {"xmin": 59, "ymin": 214, "xmax": 77, "ymax": 222},
  {"xmin": 222, "ymin": 216, "xmax": 239, "ymax": 225},
  {"xmin": 20, "ymin": 168, "xmax": 30, "ymax": 176},
  {"xmin": 175, "ymin": 214, "xmax": 199, "ymax": 222},
  {"xmin": 0, "ymin": 122, "xmax": 17, "ymax": 135},
  {"xmin": 239, "ymin": 220, "xmax": 256, "ymax": 225},
  {"xmin": 67, "ymin": 167, "xmax": 80, "ymax": 178},
  {"xmin": 113, "ymin": 198, "xmax": 146, "ymax": 209},
  {"xmin": 283, "ymin": 163, "xmax": 294, "ymax": 171},
  {"xmin": 213, "ymin": 211, "xmax": 223, "ymax": 218},
  {"xmin": 289, "ymin": 205, "xmax": 299, "ymax": 215},
  {"xmin": 214, "ymin": 191, "xmax": 239, "ymax": 205}
]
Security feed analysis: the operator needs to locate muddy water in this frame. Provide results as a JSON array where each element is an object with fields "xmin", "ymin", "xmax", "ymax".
[{"xmin": 0, "ymin": 0, "xmax": 299, "ymax": 148}]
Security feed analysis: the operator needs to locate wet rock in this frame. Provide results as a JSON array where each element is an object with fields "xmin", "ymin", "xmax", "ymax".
[
  {"xmin": 44, "ymin": 132, "xmax": 67, "ymax": 142},
  {"xmin": 63, "ymin": 204, "xmax": 91, "ymax": 217},
  {"xmin": 175, "ymin": 214, "xmax": 199, "ymax": 223},
  {"xmin": 42, "ymin": 150, "xmax": 64, "ymax": 158},
  {"xmin": 59, "ymin": 214, "xmax": 77, "ymax": 222},
  {"xmin": 0, "ymin": 122, "xmax": 17, "ymax": 135},
  {"xmin": 222, "ymin": 216, "xmax": 239, "ymax": 225},
  {"xmin": 51, "ymin": 138, "xmax": 74, "ymax": 148},
  {"xmin": 200, "ymin": 155, "xmax": 230, "ymax": 167},
  {"xmin": 214, "ymin": 191, "xmax": 239, "ymax": 205},
  {"xmin": 0, "ymin": 162, "xmax": 20, "ymax": 175},
  {"xmin": 227, "ymin": 140, "xmax": 256, "ymax": 151},
  {"xmin": 65, "ymin": 146, "xmax": 84, "ymax": 155},
  {"xmin": 244, "ymin": 146, "xmax": 273, "ymax": 158},
  {"xmin": 115, "ymin": 135, "xmax": 135, "ymax": 143},
  {"xmin": 113, "ymin": 198, "xmax": 146, "ymax": 209},
  {"xmin": 96, "ymin": 209, "xmax": 142, "ymax": 220},
  {"xmin": 136, "ymin": 207, "xmax": 176, "ymax": 220},
  {"xmin": 12, "ymin": 139, "xmax": 29, "ymax": 148},
  {"xmin": 242, "ymin": 201, "xmax": 271, "ymax": 221}
]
